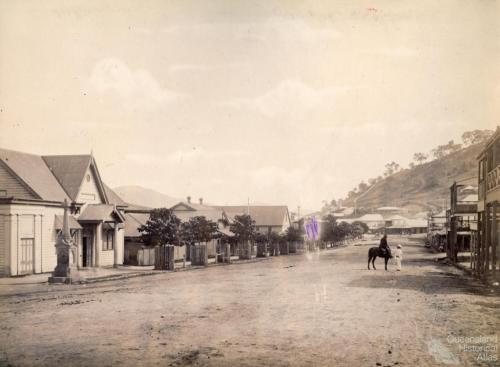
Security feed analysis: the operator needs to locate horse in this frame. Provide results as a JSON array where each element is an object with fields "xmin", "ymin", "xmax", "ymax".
[{"xmin": 368, "ymin": 247, "xmax": 392, "ymax": 270}]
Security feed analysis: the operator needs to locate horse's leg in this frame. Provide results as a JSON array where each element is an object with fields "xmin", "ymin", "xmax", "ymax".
[
  {"xmin": 368, "ymin": 256, "xmax": 371, "ymax": 270},
  {"xmin": 385, "ymin": 257, "xmax": 388, "ymax": 271},
  {"xmin": 372, "ymin": 256, "xmax": 376, "ymax": 270}
]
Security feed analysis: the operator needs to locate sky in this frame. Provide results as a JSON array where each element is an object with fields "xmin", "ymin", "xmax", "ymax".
[{"xmin": 0, "ymin": 0, "xmax": 498, "ymax": 212}]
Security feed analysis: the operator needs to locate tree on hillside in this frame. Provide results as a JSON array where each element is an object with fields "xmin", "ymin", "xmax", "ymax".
[
  {"xmin": 409, "ymin": 162, "xmax": 415, "ymax": 169},
  {"xmin": 462, "ymin": 129, "xmax": 494, "ymax": 146},
  {"xmin": 413, "ymin": 152, "xmax": 428, "ymax": 165},
  {"xmin": 384, "ymin": 161, "xmax": 400, "ymax": 176},
  {"xmin": 229, "ymin": 214, "xmax": 256, "ymax": 242},
  {"xmin": 139, "ymin": 208, "xmax": 182, "ymax": 246},
  {"xmin": 432, "ymin": 140, "xmax": 462, "ymax": 159},
  {"xmin": 358, "ymin": 181, "xmax": 369, "ymax": 192}
]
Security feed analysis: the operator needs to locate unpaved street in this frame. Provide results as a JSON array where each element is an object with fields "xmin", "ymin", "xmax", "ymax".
[{"xmin": 0, "ymin": 237, "xmax": 499, "ymax": 367}]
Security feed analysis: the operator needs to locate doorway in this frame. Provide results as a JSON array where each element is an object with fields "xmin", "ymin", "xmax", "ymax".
[{"xmin": 82, "ymin": 236, "xmax": 93, "ymax": 267}]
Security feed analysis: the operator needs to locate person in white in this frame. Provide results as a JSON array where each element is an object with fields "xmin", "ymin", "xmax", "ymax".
[{"xmin": 394, "ymin": 244, "xmax": 403, "ymax": 271}]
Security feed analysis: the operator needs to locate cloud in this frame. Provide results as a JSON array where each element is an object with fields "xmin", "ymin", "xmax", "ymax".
[
  {"xmin": 368, "ymin": 47, "xmax": 418, "ymax": 57},
  {"xmin": 161, "ymin": 17, "xmax": 340, "ymax": 43},
  {"xmin": 246, "ymin": 166, "xmax": 306, "ymax": 188},
  {"xmin": 234, "ymin": 18, "xmax": 341, "ymax": 43},
  {"xmin": 89, "ymin": 58, "xmax": 183, "ymax": 106},
  {"xmin": 166, "ymin": 148, "xmax": 249, "ymax": 163},
  {"xmin": 222, "ymin": 79, "xmax": 364, "ymax": 118},
  {"xmin": 168, "ymin": 64, "xmax": 214, "ymax": 73}
]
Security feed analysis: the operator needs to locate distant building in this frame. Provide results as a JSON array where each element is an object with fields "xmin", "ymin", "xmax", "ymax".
[
  {"xmin": 0, "ymin": 148, "xmax": 126, "ymax": 276},
  {"xmin": 475, "ymin": 128, "xmax": 500, "ymax": 280},
  {"xmin": 215, "ymin": 205, "xmax": 291, "ymax": 235},
  {"xmin": 340, "ymin": 214, "xmax": 385, "ymax": 232}
]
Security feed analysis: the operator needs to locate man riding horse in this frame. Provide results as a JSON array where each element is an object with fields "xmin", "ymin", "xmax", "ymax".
[
  {"xmin": 368, "ymin": 233, "xmax": 392, "ymax": 270},
  {"xmin": 379, "ymin": 234, "xmax": 391, "ymax": 258}
]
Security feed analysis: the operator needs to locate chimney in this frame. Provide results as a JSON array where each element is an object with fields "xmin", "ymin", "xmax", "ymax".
[
  {"xmin": 199, "ymin": 198, "xmax": 203, "ymax": 205},
  {"xmin": 187, "ymin": 196, "xmax": 191, "ymax": 204}
]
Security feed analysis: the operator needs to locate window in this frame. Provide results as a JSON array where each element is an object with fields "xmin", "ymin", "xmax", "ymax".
[{"xmin": 103, "ymin": 230, "xmax": 114, "ymax": 251}]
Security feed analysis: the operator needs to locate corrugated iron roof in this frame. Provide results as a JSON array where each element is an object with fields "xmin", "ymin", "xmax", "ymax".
[
  {"xmin": 42, "ymin": 155, "xmax": 92, "ymax": 201},
  {"xmin": 216, "ymin": 205, "xmax": 289, "ymax": 227},
  {"xmin": 78, "ymin": 204, "xmax": 125, "ymax": 222},
  {"xmin": 54, "ymin": 215, "xmax": 83, "ymax": 230},
  {"xmin": 0, "ymin": 148, "xmax": 70, "ymax": 202},
  {"xmin": 124, "ymin": 212, "xmax": 150, "ymax": 237}
]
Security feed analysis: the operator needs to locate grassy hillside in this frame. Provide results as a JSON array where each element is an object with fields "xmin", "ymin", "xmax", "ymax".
[{"xmin": 343, "ymin": 142, "xmax": 483, "ymax": 213}]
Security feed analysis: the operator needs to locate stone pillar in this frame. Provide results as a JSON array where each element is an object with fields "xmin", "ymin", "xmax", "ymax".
[
  {"xmin": 95, "ymin": 222, "xmax": 102, "ymax": 267},
  {"xmin": 113, "ymin": 224, "xmax": 120, "ymax": 267},
  {"xmin": 49, "ymin": 199, "xmax": 78, "ymax": 283},
  {"xmin": 224, "ymin": 243, "xmax": 231, "ymax": 263}
]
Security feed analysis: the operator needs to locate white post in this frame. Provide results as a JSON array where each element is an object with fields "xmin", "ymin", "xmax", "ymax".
[
  {"xmin": 113, "ymin": 224, "xmax": 119, "ymax": 267},
  {"xmin": 95, "ymin": 222, "xmax": 102, "ymax": 267}
]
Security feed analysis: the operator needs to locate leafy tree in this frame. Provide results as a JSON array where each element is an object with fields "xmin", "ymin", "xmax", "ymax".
[
  {"xmin": 413, "ymin": 152, "xmax": 428, "ymax": 165},
  {"xmin": 409, "ymin": 162, "xmax": 415, "ymax": 169},
  {"xmin": 462, "ymin": 129, "xmax": 494, "ymax": 146},
  {"xmin": 351, "ymin": 221, "xmax": 369, "ymax": 234},
  {"xmin": 139, "ymin": 208, "xmax": 182, "ymax": 246},
  {"xmin": 285, "ymin": 225, "xmax": 304, "ymax": 242},
  {"xmin": 384, "ymin": 161, "xmax": 400, "ymax": 177},
  {"xmin": 358, "ymin": 181, "xmax": 368, "ymax": 192},
  {"xmin": 254, "ymin": 232, "xmax": 268, "ymax": 244},
  {"xmin": 229, "ymin": 214, "xmax": 256, "ymax": 242},
  {"xmin": 268, "ymin": 231, "xmax": 283, "ymax": 244},
  {"xmin": 180, "ymin": 216, "xmax": 218, "ymax": 245},
  {"xmin": 320, "ymin": 214, "xmax": 337, "ymax": 242}
]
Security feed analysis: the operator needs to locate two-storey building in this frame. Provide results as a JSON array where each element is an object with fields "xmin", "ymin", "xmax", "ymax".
[{"xmin": 475, "ymin": 128, "xmax": 500, "ymax": 280}]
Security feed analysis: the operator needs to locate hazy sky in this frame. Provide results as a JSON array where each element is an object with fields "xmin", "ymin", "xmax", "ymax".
[{"xmin": 0, "ymin": 0, "xmax": 498, "ymax": 211}]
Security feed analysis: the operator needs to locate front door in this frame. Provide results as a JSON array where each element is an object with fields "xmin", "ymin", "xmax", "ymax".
[
  {"xmin": 82, "ymin": 236, "xmax": 93, "ymax": 267},
  {"xmin": 19, "ymin": 238, "xmax": 34, "ymax": 275}
]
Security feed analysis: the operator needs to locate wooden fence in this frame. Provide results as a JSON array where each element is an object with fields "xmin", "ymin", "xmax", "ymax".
[
  {"xmin": 154, "ymin": 245, "xmax": 175, "ymax": 270},
  {"xmin": 137, "ymin": 247, "xmax": 155, "ymax": 266}
]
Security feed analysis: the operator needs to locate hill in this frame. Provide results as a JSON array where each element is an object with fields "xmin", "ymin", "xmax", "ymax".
[
  {"xmin": 342, "ymin": 142, "xmax": 483, "ymax": 213},
  {"xmin": 113, "ymin": 185, "xmax": 181, "ymax": 209}
]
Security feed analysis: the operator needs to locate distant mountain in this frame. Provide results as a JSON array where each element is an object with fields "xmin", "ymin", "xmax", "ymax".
[
  {"xmin": 113, "ymin": 185, "xmax": 181, "ymax": 209},
  {"xmin": 342, "ymin": 142, "xmax": 484, "ymax": 213}
]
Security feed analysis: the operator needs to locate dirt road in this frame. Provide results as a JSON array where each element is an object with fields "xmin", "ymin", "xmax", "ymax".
[{"xmin": 0, "ymin": 236, "xmax": 498, "ymax": 366}]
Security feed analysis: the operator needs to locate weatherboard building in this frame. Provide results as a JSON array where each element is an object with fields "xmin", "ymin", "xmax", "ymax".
[{"xmin": 0, "ymin": 148, "xmax": 127, "ymax": 276}]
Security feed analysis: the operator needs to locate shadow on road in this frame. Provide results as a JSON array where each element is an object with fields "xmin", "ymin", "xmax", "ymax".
[{"xmin": 347, "ymin": 271, "xmax": 494, "ymax": 297}]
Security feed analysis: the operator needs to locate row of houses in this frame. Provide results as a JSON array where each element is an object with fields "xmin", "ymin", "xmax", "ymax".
[
  {"xmin": 0, "ymin": 148, "xmax": 291, "ymax": 277},
  {"xmin": 337, "ymin": 207, "xmax": 427, "ymax": 235}
]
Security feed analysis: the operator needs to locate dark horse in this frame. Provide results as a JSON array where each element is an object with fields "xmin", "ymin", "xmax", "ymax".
[{"xmin": 368, "ymin": 247, "xmax": 392, "ymax": 270}]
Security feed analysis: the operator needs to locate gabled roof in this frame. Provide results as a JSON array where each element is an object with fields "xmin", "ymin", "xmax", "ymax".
[
  {"xmin": 216, "ymin": 205, "xmax": 290, "ymax": 227},
  {"xmin": 171, "ymin": 201, "xmax": 225, "ymax": 223},
  {"xmin": 124, "ymin": 212, "xmax": 150, "ymax": 237},
  {"xmin": 103, "ymin": 183, "xmax": 127, "ymax": 207},
  {"xmin": 0, "ymin": 148, "xmax": 70, "ymax": 202},
  {"xmin": 42, "ymin": 155, "xmax": 96, "ymax": 201},
  {"xmin": 358, "ymin": 214, "xmax": 384, "ymax": 222}
]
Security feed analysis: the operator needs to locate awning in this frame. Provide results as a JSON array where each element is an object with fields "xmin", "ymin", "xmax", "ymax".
[
  {"xmin": 55, "ymin": 215, "xmax": 82, "ymax": 230},
  {"xmin": 78, "ymin": 204, "xmax": 125, "ymax": 223}
]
